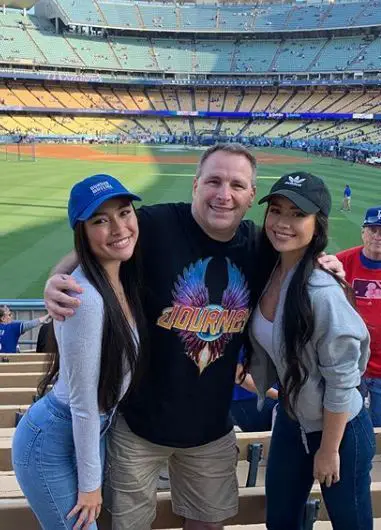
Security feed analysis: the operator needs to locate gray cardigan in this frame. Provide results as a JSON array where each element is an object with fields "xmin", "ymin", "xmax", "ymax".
[
  {"xmin": 249, "ymin": 267, "xmax": 370, "ymax": 433},
  {"xmin": 53, "ymin": 267, "xmax": 132, "ymax": 492}
]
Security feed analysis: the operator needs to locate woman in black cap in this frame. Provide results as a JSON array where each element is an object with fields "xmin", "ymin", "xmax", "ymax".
[
  {"xmin": 12, "ymin": 174, "xmax": 148, "ymax": 530},
  {"xmin": 248, "ymin": 172, "xmax": 374, "ymax": 529}
]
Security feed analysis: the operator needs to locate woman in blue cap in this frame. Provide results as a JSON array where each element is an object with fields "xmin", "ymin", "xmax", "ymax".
[
  {"xmin": 12, "ymin": 174, "xmax": 148, "ymax": 530},
  {"xmin": 249, "ymin": 172, "xmax": 374, "ymax": 529}
]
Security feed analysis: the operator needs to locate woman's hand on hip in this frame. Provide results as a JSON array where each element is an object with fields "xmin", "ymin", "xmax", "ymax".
[
  {"xmin": 313, "ymin": 447, "xmax": 340, "ymax": 488},
  {"xmin": 67, "ymin": 487, "xmax": 102, "ymax": 529}
]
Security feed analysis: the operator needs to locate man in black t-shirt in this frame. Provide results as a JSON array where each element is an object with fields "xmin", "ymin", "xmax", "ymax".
[{"xmin": 45, "ymin": 145, "xmax": 342, "ymax": 530}]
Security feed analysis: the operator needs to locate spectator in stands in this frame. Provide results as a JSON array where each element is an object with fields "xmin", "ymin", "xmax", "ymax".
[
  {"xmin": 337, "ymin": 206, "xmax": 381, "ymax": 427},
  {"xmin": 12, "ymin": 174, "xmax": 148, "ymax": 530},
  {"xmin": 249, "ymin": 172, "xmax": 374, "ymax": 529},
  {"xmin": 341, "ymin": 183, "xmax": 352, "ymax": 211},
  {"xmin": 43, "ymin": 145, "xmax": 343, "ymax": 530},
  {"xmin": 0, "ymin": 305, "xmax": 50, "ymax": 354},
  {"xmin": 231, "ymin": 349, "xmax": 278, "ymax": 432}
]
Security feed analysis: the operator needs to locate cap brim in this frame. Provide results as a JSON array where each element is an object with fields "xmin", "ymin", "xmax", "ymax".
[
  {"xmin": 258, "ymin": 190, "xmax": 320, "ymax": 214},
  {"xmin": 77, "ymin": 191, "xmax": 141, "ymax": 223},
  {"xmin": 363, "ymin": 221, "xmax": 381, "ymax": 227}
]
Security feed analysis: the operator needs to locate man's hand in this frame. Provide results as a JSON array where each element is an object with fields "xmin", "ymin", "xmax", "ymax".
[
  {"xmin": 317, "ymin": 252, "xmax": 345, "ymax": 280},
  {"xmin": 44, "ymin": 274, "xmax": 83, "ymax": 321},
  {"xmin": 67, "ymin": 488, "xmax": 102, "ymax": 530}
]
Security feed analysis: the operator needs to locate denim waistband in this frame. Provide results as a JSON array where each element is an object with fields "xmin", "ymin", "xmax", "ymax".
[
  {"xmin": 45, "ymin": 391, "xmax": 111, "ymax": 426},
  {"xmin": 45, "ymin": 391, "xmax": 72, "ymax": 421}
]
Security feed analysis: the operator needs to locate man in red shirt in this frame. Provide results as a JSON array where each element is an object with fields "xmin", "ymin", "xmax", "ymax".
[{"xmin": 337, "ymin": 206, "xmax": 381, "ymax": 426}]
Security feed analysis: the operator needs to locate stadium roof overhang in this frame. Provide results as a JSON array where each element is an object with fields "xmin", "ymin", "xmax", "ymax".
[{"xmin": 3, "ymin": 0, "xmax": 36, "ymax": 8}]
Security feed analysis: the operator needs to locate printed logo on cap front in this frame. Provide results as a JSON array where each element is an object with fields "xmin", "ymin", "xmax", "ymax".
[
  {"xmin": 285, "ymin": 175, "xmax": 306, "ymax": 188},
  {"xmin": 90, "ymin": 181, "xmax": 113, "ymax": 195}
]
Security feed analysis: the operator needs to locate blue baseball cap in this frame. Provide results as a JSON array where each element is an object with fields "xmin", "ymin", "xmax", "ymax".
[
  {"xmin": 68, "ymin": 174, "xmax": 141, "ymax": 229},
  {"xmin": 363, "ymin": 206, "xmax": 381, "ymax": 227}
]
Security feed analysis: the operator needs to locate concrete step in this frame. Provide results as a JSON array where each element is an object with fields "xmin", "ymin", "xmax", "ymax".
[
  {"xmin": 0, "ymin": 354, "xmax": 51, "ymax": 363},
  {"xmin": 1, "ymin": 486, "xmax": 381, "ymax": 530},
  {"xmin": 0, "ymin": 362, "xmax": 48, "ymax": 373},
  {"xmin": 0, "ymin": 406, "xmax": 29, "ymax": 428},
  {"xmin": 0, "ymin": 389, "xmax": 36, "ymax": 406},
  {"xmin": 0, "ymin": 429, "xmax": 14, "ymax": 439},
  {"xmin": 0, "ymin": 373, "xmax": 44, "ymax": 388}
]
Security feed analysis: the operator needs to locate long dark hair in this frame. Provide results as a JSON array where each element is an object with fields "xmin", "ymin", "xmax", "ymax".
[
  {"xmin": 38, "ymin": 208, "xmax": 148, "ymax": 411},
  {"xmin": 257, "ymin": 207, "xmax": 354, "ymax": 418}
]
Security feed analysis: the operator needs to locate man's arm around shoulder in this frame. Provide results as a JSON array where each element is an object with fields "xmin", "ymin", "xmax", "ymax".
[{"xmin": 45, "ymin": 251, "xmax": 82, "ymax": 321}]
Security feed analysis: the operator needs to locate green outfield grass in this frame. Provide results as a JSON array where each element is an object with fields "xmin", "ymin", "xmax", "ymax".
[{"xmin": 0, "ymin": 145, "xmax": 378, "ymax": 299}]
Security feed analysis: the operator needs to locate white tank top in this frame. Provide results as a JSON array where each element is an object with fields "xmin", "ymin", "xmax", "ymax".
[{"xmin": 252, "ymin": 304, "xmax": 274, "ymax": 359}]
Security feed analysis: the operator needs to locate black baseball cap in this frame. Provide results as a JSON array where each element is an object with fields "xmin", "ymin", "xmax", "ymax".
[{"xmin": 258, "ymin": 172, "xmax": 332, "ymax": 217}]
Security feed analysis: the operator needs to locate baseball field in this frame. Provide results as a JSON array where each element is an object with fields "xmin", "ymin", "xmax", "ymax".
[{"xmin": 0, "ymin": 143, "xmax": 378, "ymax": 299}]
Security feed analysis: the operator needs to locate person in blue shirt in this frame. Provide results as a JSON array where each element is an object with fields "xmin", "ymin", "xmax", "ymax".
[
  {"xmin": 0, "ymin": 305, "xmax": 51, "ymax": 353},
  {"xmin": 231, "ymin": 349, "xmax": 278, "ymax": 432},
  {"xmin": 341, "ymin": 184, "xmax": 352, "ymax": 212}
]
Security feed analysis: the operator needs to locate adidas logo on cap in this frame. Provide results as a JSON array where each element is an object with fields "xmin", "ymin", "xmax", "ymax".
[{"xmin": 285, "ymin": 175, "xmax": 306, "ymax": 188}]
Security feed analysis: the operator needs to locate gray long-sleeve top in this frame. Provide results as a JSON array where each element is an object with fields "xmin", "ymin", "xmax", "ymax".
[
  {"xmin": 249, "ymin": 267, "xmax": 370, "ymax": 433},
  {"xmin": 53, "ymin": 266, "xmax": 132, "ymax": 492},
  {"xmin": 20, "ymin": 319, "xmax": 42, "ymax": 333}
]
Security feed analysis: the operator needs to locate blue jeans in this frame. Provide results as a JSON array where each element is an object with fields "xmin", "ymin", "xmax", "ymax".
[
  {"xmin": 230, "ymin": 396, "xmax": 277, "ymax": 432},
  {"xmin": 266, "ymin": 405, "xmax": 375, "ymax": 530},
  {"xmin": 360, "ymin": 377, "xmax": 381, "ymax": 427},
  {"xmin": 12, "ymin": 391, "xmax": 111, "ymax": 530}
]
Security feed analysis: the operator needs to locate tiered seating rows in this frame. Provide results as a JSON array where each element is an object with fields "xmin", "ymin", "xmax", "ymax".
[
  {"xmin": 2, "ymin": 11, "xmax": 381, "ymax": 74},
  {"xmin": 1, "ymin": 352, "xmax": 381, "ymax": 529},
  {"xmin": 39, "ymin": 1, "xmax": 381, "ymax": 32}
]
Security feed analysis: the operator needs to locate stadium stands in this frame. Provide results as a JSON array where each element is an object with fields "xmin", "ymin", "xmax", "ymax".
[
  {"xmin": 34, "ymin": 0, "xmax": 381, "ymax": 33},
  {"xmin": 3, "ymin": 10, "xmax": 381, "ymax": 75},
  {"xmin": 0, "ymin": 25, "xmax": 46, "ymax": 65},
  {"xmin": 98, "ymin": 2, "xmax": 140, "ymax": 28},
  {"xmin": 1, "ymin": 81, "xmax": 381, "ymax": 144},
  {"xmin": 154, "ymin": 38, "xmax": 193, "ymax": 73},
  {"xmin": 0, "ymin": 2, "xmax": 380, "ymax": 153},
  {"xmin": 223, "ymin": 89, "xmax": 242, "ymax": 112}
]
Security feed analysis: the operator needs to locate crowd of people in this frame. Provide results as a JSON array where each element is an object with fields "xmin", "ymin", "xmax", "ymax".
[{"xmin": 6, "ymin": 143, "xmax": 381, "ymax": 530}]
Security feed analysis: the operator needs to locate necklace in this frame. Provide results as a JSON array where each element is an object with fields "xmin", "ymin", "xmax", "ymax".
[{"xmin": 113, "ymin": 283, "xmax": 133, "ymax": 323}]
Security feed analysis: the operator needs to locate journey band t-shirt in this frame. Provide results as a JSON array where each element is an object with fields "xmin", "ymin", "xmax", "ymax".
[{"xmin": 119, "ymin": 203, "xmax": 258, "ymax": 447}]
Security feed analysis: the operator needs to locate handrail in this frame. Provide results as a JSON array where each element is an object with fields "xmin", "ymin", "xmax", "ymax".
[{"xmin": 0, "ymin": 300, "xmax": 45, "ymax": 309}]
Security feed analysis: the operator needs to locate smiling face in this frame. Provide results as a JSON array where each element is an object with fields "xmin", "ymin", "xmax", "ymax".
[
  {"xmin": 191, "ymin": 150, "xmax": 255, "ymax": 242},
  {"xmin": 265, "ymin": 196, "xmax": 317, "ymax": 262},
  {"xmin": 84, "ymin": 197, "xmax": 139, "ymax": 268},
  {"xmin": 362, "ymin": 225, "xmax": 381, "ymax": 261}
]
